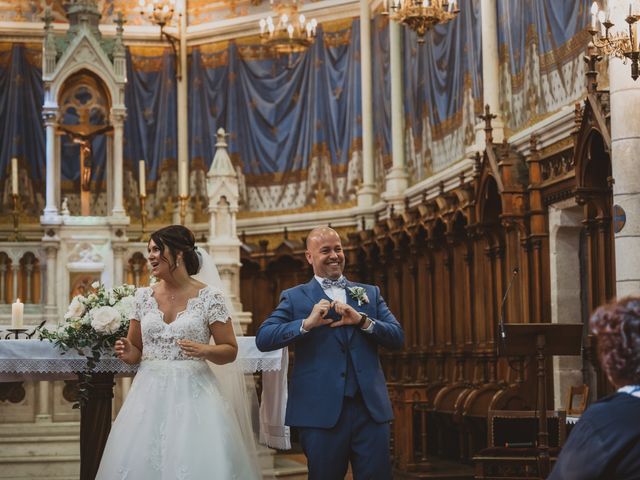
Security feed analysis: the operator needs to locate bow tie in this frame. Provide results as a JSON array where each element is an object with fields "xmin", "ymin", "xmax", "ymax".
[{"xmin": 321, "ymin": 277, "xmax": 347, "ymax": 289}]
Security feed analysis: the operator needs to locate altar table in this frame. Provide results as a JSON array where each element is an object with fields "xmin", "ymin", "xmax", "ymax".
[{"xmin": 0, "ymin": 337, "xmax": 286, "ymax": 480}]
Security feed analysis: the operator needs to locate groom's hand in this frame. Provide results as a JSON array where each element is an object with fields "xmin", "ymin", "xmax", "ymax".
[
  {"xmin": 330, "ymin": 301, "xmax": 360, "ymax": 327},
  {"xmin": 301, "ymin": 299, "xmax": 333, "ymax": 330}
]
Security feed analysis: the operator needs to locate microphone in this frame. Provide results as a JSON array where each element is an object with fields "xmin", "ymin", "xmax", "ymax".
[{"xmin": 499, "ymin": 267, "xmax": 519, "ymax": 341}]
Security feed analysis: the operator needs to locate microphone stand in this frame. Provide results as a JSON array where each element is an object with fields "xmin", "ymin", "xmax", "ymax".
[{"xmin": 499, "ymin": 267, "xmax": 519, "ymax": 344}]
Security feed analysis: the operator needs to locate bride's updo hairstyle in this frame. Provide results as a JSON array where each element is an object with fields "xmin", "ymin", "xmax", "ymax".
[{"xmin": 149, "ymin": 225, "xmax": 201, "ymax": 276}]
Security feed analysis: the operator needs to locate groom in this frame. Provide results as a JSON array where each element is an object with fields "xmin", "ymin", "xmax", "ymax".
[{"xmin": 256, "ymin": 226, "xmax": 404, "ymax": 480}]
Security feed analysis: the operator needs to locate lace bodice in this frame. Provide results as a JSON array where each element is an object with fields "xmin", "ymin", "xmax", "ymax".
[{"xmin": 133, "ymin": 286, "xmax": 230, "ymax": 361}]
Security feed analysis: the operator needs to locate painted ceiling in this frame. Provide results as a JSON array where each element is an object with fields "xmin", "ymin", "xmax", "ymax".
[{"xmin": 0, "ymin": 0, "xmax": 324, "ymax": 27}]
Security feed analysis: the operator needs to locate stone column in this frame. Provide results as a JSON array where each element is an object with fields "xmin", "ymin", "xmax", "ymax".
[
  {"xmin": 609, "ymin": 2, "xmax": 640, "ymax": 296},
  {"xmin": 357, "ymin": 0, "xmax": 378, "ymax": 210},
  {"xmin": 11, "ymin": 257, "xmax": 18, "ymax": 302},
  {"xmin": 384, "ymin": 21, "xmax": 409, "ymax": 212},
  {"xmin": 111, "ymin": 111, "xmax": 126, "ymax": 217},
  {"xmin": 476, "ymin": 0, "xmax": 504, "ymax": 145},
  {"xmin": 43, "ymin": 110, "xmax": 58, "ymax": 218},
  {"xmin": 35, "ymin": 381, "xmax": 52, "ymax": 422},
  {"xmin": 112, "ymin": 245, "xmax": 126, "ymax": 286},
  {"xmin": 177, "ymin": 1, "xmax": 189, "ymax": 201},
  {"xmin": 44, "ymin": 244, "xmax": 58, "ymax": 320}
]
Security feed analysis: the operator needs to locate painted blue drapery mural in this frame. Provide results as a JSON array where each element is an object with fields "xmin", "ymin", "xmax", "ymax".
[
  {"xmin": 189, "ymin": 19, "xmax": 363, "ymax": 212},
  {"xmin": 403, "ymin": 0, "xmax": 482, "ymax": 174},
  {"xmin": 123, "ymin": 47, "xmax": 178, "ymax": 216},
  {"xmin": 0, "ymin": 1, "xmax": 594, "ymax": 218},
  {"xmin": 497, "ymin": 0, "xmax": 591, "ymax": 130},
  {"xmin": 0, "ymin": 43, "xmax": 44, "ymax": 215}
]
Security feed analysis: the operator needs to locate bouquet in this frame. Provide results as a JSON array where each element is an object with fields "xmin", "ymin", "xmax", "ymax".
[{"xmin": 39, "ymin": 281, "xmax": 136, "ymax": 407}]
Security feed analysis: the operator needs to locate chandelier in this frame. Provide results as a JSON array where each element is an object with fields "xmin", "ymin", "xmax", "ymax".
[
  {"xmin": 259, "ymin": 0, "xmax": 318, "ymax": 58},
  {"xmin": 385, "ymin": 0, "xmax": 459, "ymax": 43},
  {"xmin": 589, "ymin": 1, "xmax": 639, "ymax": 80}
]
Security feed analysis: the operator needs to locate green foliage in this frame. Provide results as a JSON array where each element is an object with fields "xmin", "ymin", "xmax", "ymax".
[{"xmin": 39, "ymin": 282, "xmax": 136, "ymax": 407}]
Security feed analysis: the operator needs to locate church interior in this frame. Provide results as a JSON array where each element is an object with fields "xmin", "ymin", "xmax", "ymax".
[{"xmin": 0, "ymin": 0, "xmax": 635, "ymax": 478}]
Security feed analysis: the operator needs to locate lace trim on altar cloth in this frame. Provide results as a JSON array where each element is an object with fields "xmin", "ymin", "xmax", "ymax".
[
  {"xmin": 0, "ymin": 357, "xmax": 136, "ymax": 374},
  {"xmin": 0, "ymin": 338, "xmax": 283, "ymax": 375}
]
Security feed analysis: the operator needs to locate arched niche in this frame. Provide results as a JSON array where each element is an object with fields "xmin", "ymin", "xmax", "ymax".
[{"xmin": 57, "ymin": 70, "xmax": 113, "ymax": 216}]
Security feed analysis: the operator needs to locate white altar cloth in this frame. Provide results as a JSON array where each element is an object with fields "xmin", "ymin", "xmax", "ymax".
[
  {"xmin": 0, "ymin": 337, "xmax": 290, "ymax": 449},
  {"xmin": 0, "ymin": 337, "xmax": 282, "ymax": 380}
]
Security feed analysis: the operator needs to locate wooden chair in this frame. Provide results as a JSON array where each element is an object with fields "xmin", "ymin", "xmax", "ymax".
[{"xmin": 473, "ymin": 410, "xmax": 566, "ymax": 480}]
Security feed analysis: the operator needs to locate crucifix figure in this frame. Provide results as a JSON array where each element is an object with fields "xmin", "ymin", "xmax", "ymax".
[{"xmin": 58, "ymin": 122, "xmax": 111, "ymax": 216}]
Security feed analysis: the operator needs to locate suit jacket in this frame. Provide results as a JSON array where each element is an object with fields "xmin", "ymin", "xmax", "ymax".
[
  {"xmin": 548, "ymin": 392, "xmax": 640, "ymax": 480},
  {"xmin": 255, "ymin": 278, "xmax": 404, "ymax": 429}
]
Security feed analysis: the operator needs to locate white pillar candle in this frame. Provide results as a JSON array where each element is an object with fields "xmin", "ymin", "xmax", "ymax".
[
  {"xmin": 139, "ymin": 159, "xmax": 146, "ymax": 197},
  {"xmin": 11, "ymin": 157, "xmax": 18, "ymax": 195},
  {"xmin": 11, "ymin": 298, "xmax": 24, "ymax": 329}
]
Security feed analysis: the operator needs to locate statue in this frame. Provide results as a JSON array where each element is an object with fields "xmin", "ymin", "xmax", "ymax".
[{"xmin": 58, "ymin": 122, "xmax": 111, "ymax": 216}]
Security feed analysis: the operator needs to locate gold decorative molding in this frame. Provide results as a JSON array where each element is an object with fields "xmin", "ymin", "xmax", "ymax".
[{"xmin": 237, "ymin": 198, "xmax": 356, "ymax": 219}]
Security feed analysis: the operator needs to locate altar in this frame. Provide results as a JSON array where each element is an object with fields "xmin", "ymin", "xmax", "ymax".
[{"xmin": 0, "ymin": 337, "xmax": 287, "ymax": 480}]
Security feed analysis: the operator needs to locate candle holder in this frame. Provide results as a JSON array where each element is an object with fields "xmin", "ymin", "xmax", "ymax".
[
  {"xmin": 139, "ymin": 194, "xmax": 149, "ymax": 242},
  {"xmin": 8, "ymin": 194, "xmax": 25, "ymax": 242},
  {"xmin": 178, "ymin": 194, "xmax": 189, "ymax": 226},
  {"xmin": 5, "ymin": 328, "xmax": 28, "ymax": 339}
]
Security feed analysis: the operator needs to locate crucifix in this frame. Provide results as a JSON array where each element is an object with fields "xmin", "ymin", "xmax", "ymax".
[{"xmin": 58, "ymin": 122, "xmax": 112, "ymax": 216}]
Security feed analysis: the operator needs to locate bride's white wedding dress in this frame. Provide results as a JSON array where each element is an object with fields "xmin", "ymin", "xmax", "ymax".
[{"xmin": 96, "ymin": 285, "xmax": 262, "ymax": 480}]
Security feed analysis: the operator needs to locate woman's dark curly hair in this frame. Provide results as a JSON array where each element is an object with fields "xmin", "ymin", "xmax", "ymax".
[
  {"xmin": 590, "ymin": 296, "xmax": 640, "ymax": 387},
  {"xmin": 149, "ymin": 225, "xmax": 200, "ymax": 276}
]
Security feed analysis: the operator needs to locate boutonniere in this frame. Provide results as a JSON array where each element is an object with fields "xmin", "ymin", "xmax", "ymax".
[{"xmin": 348, "ymin": 286, "xmax": 369, "ymax": 306}]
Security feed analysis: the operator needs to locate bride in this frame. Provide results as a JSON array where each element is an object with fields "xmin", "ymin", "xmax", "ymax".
[{"xmin": 96, "ymin": 225, "xmax": 262, "ymax": 480}]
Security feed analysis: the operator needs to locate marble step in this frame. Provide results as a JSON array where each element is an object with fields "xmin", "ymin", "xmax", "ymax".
[{"xmin": 0, "ymin": 422, "xmax": 80, "ymax": 479}]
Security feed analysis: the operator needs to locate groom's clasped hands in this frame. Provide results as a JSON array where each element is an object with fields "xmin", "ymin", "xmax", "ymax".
[{"xmin": 301, "ymin": 298, "xmax": 361, "ymax": 330}]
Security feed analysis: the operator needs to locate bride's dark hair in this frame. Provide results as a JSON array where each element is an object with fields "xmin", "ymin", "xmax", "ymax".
[{"xmin": 150, "ymin": 225, "xmax": 200, "ymax": 276}]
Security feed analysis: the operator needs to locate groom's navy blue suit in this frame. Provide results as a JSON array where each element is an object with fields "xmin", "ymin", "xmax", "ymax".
[{"xmin": 256, "ymin": 278, "xmax": 404, "ymax": 479}]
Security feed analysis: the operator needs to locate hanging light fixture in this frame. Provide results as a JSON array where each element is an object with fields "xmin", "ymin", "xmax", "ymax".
[
  {"xmin": 384, "ymin": 0, "xmax": 459, "ymax": 44},
  {"xmin": 259, "ymin": 0, "xmax": 318, "ymax": 62},
  {"xmin": 139, "ymin": 0, "xmax": 175, "ymax": 28},
  {"xmin": 589, "ymin": 1, "xmax": 639, "ymax": 80},
  {"xmin": 139, "ymin": 0, "xmax": 182, "ymax": 78}
]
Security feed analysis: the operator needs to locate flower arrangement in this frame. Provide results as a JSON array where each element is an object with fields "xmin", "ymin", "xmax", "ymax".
[{"xmin": 39, "ymin": 281, "xmax": 136, "ymax": 407}]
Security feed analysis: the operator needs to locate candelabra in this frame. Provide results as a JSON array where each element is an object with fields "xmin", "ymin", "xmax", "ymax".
[
  {"xmin": 178, "ymin": 194, "xmax": 189, "ymax": 226},
  {"xmin": 8, "ymin": 194, "xmax": 25, "ymax": 242},
  {"xmin": 589, "ymin": 1, "xmax": 640, "ymax": 80},
  {"xmin": 385, "ymin": 0, "xmax": 459, "ymax": 44}
]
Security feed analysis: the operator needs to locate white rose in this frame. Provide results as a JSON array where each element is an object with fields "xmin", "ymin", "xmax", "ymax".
[
  {"xmin": 65, "ymin": 296, "xmax": 86, "ymax": 320},
  {"xmin": 90, "ymin": 306, "xmax": 122, "ymax": 334},
  {"xmin": 91, "ymin": 281, "xmax": 100, "ymax": 289},
  {"xmin": 115, "ymin": 296, "xmax": 136, "ymax": 320}
]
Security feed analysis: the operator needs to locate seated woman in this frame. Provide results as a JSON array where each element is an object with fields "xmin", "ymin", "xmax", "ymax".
[{"xmin": 548, "ymin": 297, "xmax": 640, "ymax": 480}]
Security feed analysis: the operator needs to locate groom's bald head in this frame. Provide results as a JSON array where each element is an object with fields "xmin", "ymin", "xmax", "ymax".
[
  {"xmin": 305, "ymin": 227, "xmax": 345, "ymax": 280},
  {"xmin": 306, "ymin": 226, "xmax": 340, "ymax": 249}
]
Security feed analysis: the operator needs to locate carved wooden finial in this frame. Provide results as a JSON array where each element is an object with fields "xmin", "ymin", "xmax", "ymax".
[
  {"xmin": 529, "ymin": 133, "xmax": 538, "ymax": 153},
  {"xmin": 584, "ymin": 42, "xmax": 602, "ymax": 94},
  {"xmin": 478, "ymin": 104, "xmax": 497, "ymax": 144}
]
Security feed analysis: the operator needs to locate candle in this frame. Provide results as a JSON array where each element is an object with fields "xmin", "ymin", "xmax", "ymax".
[
  {"xmin": 591, "ymin": 2, "xmax": 598, "ymax": 29},
  {"xmin": 139, "ymin": 159, "xmax": 146, "ymax": 197},
  {"xmin": 11, "ymin": 157, "xmax": 18, "ymax": 195},
  {"xmin": 11, "ymin": 298, "xmax": 24, "ymax": 329}
]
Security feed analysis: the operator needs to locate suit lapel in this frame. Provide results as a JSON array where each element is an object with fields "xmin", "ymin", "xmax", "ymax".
[{"xmin": 344, "ymin": 280, "xmax": 361, "ymax": 343}]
